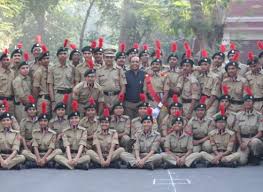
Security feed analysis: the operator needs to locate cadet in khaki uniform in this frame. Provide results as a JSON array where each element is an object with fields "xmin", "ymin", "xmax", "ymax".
[
  {"xmin": 48, "ymin": 41, "xmax": 74, "ymax": 113},
  {"xmin": 235, "ymin": 93, "xmax": 263, "ymax": 165},
  {"xmin": 0, "ymin": 100, "xmax": 20, "ymax": 131},
  {"xmin": 0, "ymin": 112, "xmax": 25, "ymax": 169},
  {"xmin": 32, "ymin": 45, "xmax": 51, "ymax": 114},
  {"xmin": 96, "ymin": 48, "xmax": 127, "ymax": 110},
  {"xmin": 73, "ymin": 68, "xmax": 104, "ymax": 116},
  {"xmin": 0, "ymin": 49, "xmax": 15, "ymax": 114},
  {"xmin": 200, "ymin": 110, "xmax": 243, "ymax": 167},
  {"xmin": 210, "ymin": 45, "xmax": 226, "ymax": 81},
  {"xmin": 22, "ymin": 103, "xmax": 62, "ymax": 168},
  {"xmin": 222, "ymin": 60, "xmax": 248, "ymax": 113},
  {"xmin": 110, "ymin": 99, "xmax": 131, "ymax": 150},
  {"xmin": 93, "ymin": 38, "xmax": 105, "ymax": 67},
  {"xmin": 245, "ymin": 54, "xmax": 263, "ymax": 113},
  {"xmin": 10, "ymin": 45, "xmax": 23, "ymax": 76},
  {"xmin": 143, "ymin": 50, "xmax": 169, "ymax": 122},
  {"xmin": 176, "ymin": 57, "xmax": 200, "ymax": 120},
  {"xmin": 54, "ymin": 107, "xmax": 90, "ymax": 170},
  {"xmin": 197, "ymin": 51, "xmax": 221, "ymax": 117},
  {"xmin": 29, "ymin": 36, "xmax": 42, "ymax": 78},
  {"xmin": 186, "ymin": 98, "xmax": 213, "ymax": 153},
  {"xmin": 79, "ymin": 97, "xmax": 100, "ymax": 150},
  {"xmin": 86, "ymin": 108, "xmax": 125, "ymax": 168},
  {"xmin": 121, "ymin": 109, "xmax": 162, "ymax": 169},
  {"xmin": 161, "ymin": 116, "xmax": 202, "ymax": 168},
  {"xmin": 12, "ymin": 59, "xmax": 32, "ymax": 123},
  {"xmin": 20, "ymin": 98, "xmax": 38, "ymax": 150},
  {"xmin": 115, "ymin": 43, "xmax": 128, "ymax": 71},
  {"xmin": 69, "ymin": 44, "xmax": 81, "ymax": 67}
]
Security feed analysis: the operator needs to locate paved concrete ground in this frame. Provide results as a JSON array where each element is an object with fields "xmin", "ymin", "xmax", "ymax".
[{"xmin": 0, "ymin": 165, "xmax": 262, "ymax": 192}]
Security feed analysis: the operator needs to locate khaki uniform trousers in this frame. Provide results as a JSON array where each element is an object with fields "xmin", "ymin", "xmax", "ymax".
[
  {"xmin": 120, "ymin": 152, "xmax": 162, "ymax": 168},
  {"xmin": 193, "ymin": 140, "xmax": 212, "ymax": 153},
  {"xmin": 124, "ymin": 101, "xmax": 140, "ymax": 120},
  {"xmin": 14, "ymin": 103, "xmax": 26, "ymax": 123},
  {"xmin": 200, "ymin": 151, "xmax": 241, "ymax": 164},
  {"xmin": 161, "ymin": 152, "xmax": 202, "ymax": 167},
  {"xmin": 22, "ymin": 149, "xmax": 62, "ymax": 162},
  {"xmin": 0, "ymin": 153, "xmax": 25, "ymax": 169}
]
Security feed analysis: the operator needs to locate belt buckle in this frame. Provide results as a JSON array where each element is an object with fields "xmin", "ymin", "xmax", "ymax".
[{"xmin": 108, "ymin": 91, "xmax": 114, "ymax": 96}]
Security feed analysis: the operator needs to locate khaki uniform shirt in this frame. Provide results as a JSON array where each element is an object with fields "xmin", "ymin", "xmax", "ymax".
[
  {"xmin": 32, "ymin": 128, "xmax": 56, "ymax": 152},
  {"xmin": 209, "ymin": 129, "xmax": 235, "ymax": 152},
  {"xmin": 49, "ymin": 116, "xmax": 69, "ymax": 134},
  {"xmin": 198, "ymin": 72, "xmax": 221, "ymax": 97},
  {"xmin": 134, "ymin": 130, "xmax": 161, "ymax": 153},
  {"xmin": 12, "ymin": 74, "xmax": 32, "ymax": 103},
  {"xmin": 187, "ymin": 116, "xmax": 213, "ymax": 140},
  {"xmin": 62, "ymin": 126, "xmax": 87, "ymax": 151},
  {"xmin": 33, "ymin": 65, "xmax": 49, "ymax": 95},
  {"xmin": 74, "ymin": 62, "xmax": 101, "ymax": 83},
  {"xmin": 0, "ymin": 128, "xmax": 20, "ymax": 152},
  {"xmin": 110, "ymin": 115, "xmax": 130, "ymax": 135},
  {"xmin": 0, "ymin": 68, "xmax": 15, "ymax": 97},
  {"xmin": 176, "ymin": 74, "xmax": 200, "ymax": 100},
  {"xmin": 245, "ymin": 70, "xmax": 263, "ymax": 98},
  {"xmin": 20, "ymin": 117, "xmax": 38, "ymax": 140}
]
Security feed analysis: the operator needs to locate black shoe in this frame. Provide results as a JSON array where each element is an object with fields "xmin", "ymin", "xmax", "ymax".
[
  {"xmin": 55, "ymin": 163, "xmax": 64, "ymax": 169},
  {"xmin": 161, "ymin": 162, "xmax": 168, "ymax": 169},
  {"xmin": 250, "ymin": 156, "xmax": 261, "ymax": 166},
  {"xmin": 144, "ymin": 162, "xmax": 154, "ymax": 170},
  {"xmin": 221, "ymin": 161, "xmax": 237, "ymax": 168},
  {"xmin": 109, "ymin": 161, "xmax": 121, "ymax": 169},
  {"xmin": 25, "ymin": 161, "xmax": 37, "ymax": 169},
  {"xmin": 47, "ymin": 161, "xmax": 55, "ymax": 168},
  {"xmin": 193, "ymin": 160, "xmax": 210, "ymax": 168}
]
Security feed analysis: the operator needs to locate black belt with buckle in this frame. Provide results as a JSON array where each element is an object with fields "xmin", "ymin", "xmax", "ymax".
[
  {"xmin": 254, "ymin": 97, "xmax": 263, "ymax": 102},
  {"xmin": 38, "ymin": 95, "xmax": 51, "ymax": 101},
  {"xmin": 57, "ymin": 89, "xmax": 72, "ymax": 94},
  {"xmin": 0, "ymin": 96, "xmax": 14, "ymax": 101},
  {"xmin": 103, "ymin": 90, "xmax": 120, "ymax": 96},
  {"xmin": 182, "ymin": 98, "xmax": 192, "ymax": 103},
  {"xmin": 230, "ymin": 99, "xmax": 243, "ymax": 105}
]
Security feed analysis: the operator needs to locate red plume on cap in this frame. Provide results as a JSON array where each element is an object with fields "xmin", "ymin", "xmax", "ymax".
[
  {"xmin": 143, "ymin": 44, "xmax": 148, "ymax": 51},
  {"xmin": 86, "ymin": 59, "xmax": 94, "ymax": 69},
  {"xmin": 232, "ymin": 52, "xmax": 240, "ymax": 62},
  {"xmin": 41, "ymin": 44, "xmax": 48, "ymax": 53},
  {"xmin": 62, "ymin": 94, "xmax": 69, "ymax": 105},
  {"xmin": 219, "ymin": 103, "xmax": 225, "ymax": 116},
  {"xmin": 88, "ymin": 96, "xmax": 96, "ymax": 106},
  {"xmin": 24, "ymin": 52, "xmax": 29, "ymax": 62},
  {"xmin": 3, "ymin": 48, "xmax": 9, "ymax": 55},
  {"xmin": 98, "ymin": 37, "xmax": 104, "ymax": 48},
  {"xmin": 186, "ymin": 49, "xmax": 192, "ymax": 59},
  {"xmin": 70, "ymin": 43, "xmax": 77, "ymax": 50},
  {"xmin": 220, "ymin": 44, "xmax": 226, "ymax": 53},
  {"xmin": 146, "ymin": 107, "xmax": 152, "ymax": 116},
  {"xmin": 139, "ymin": 93, "xmax": 146, "ymax": 102},
  {"xmin": 248, "ymin": 51, "xmax": 254, "ymax": 61},
  {"xmin": 230, "ymin": 42, "xmax": 236, "ymax": 50},
  {"xmin": 103, "ymin": 107, "xmax": 110, "ymax": 117},
  {"xmin": 155, "ymin": 40, "xmax": 161, "ymax": 50},
  {"xmin": 28, "ymin": 95, "xmax": 35, "ymax": 104},
  {"xmin": 63, "ymin": 39, "xmax": 69, "ymax": 48},
  {"xmin": 36, "ymin": 35, "xmax": 42, "ymax": 44},
  {"xmin": 171, "ymin": 42, "xmax": 177, "ymax": 53},
  {"xmin": 172, "ymin": 94, "xmax": 178, "ymax": 103},
  {"xmin": 3, "ymin": 99, "xmax": 9, "ymax": 112},
  {"xmin": 17, "ymin": 41, "xmax": 23, "ymax": 49},
  {"xmin": 201, "ymin": 49, "xmax": 208, "ymax": 58},
  {"xmin": 91, "ymin": 40, "xmax": 97, "ymax": 49},
  {"xmin": 155, "ymin": 49, "xmax": 161, "ymax": 59},
  {"xmin": 41, "ymin": 101, "xmax": 47, "ymax": 114},
  {"xmin": 72, "ymin": 100, "xmax": 78, "ymax": 112},
  {"xmin": 257, "ymin": 41, "xmax": 263, "ymax": 50},
  {"xmin": 183, "ymin": 41, "xmax": 190, "ymax": 51},
  {"xmin": 175, "ymin": 109, "xmax": 181, "ymax": 117},
  {"xmin": 120, "ymin": 42, "xmax": 126, "ymax": 52},
  {"xmin": 118, "ymin": 93, "xmax": 125, "ymax": 103},
  {"xmin": 133, "ymin": 42, "xmax": 139, "ymax": 49},
  {"xmin": 244, "ymin": 86, "xmax": 253, "ymax": 96},
  {"xmin": 222, "ymin": 84, "xmax": 229, "ymax": 95},
  {"xmin": 200, "ymin": 95, "xmax": 207, "ymax": 105}
]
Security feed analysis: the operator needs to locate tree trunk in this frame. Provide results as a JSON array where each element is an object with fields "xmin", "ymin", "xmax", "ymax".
[{"xmin": 79, "ymin": 0, "xmax": 96, "ymax": 49}]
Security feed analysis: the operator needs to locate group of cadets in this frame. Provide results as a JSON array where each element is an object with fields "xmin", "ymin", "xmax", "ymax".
[{"xmin": 0, "ymin": 36, "xmax": 263, "ymax": 170}]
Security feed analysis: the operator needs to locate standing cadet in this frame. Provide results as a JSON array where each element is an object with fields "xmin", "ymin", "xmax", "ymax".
[
  {"xmin": 22, "ymin": 102, "xmax": 62, "ymax": 168},
  {"xmin": 54, "ymin": 101, "xmax": 90, "ymax": 170},
  {"xmin": 93, "ymin": 37, "xmax": 104, "ymax": 66},
  {"xmin": 124, "ymin": 55, "xmax": 145, "ymax": 119},
  {"xmin": 0, "ymin": 111, "xmax": 25, "ymax": 169},
  {"xmin": 29, "ymin": 35, "xmax": 42, "ymax": 78},
  {"xmin": 79, "ymin": 97, "xmax": 100, "ymax": 150},
  {"xmin": 86, "ymin": 108, "xmax": 125, "ymax": 168},
  {"xmin": 176, "ymin": 49, "xmax": 200, "ymax": 120},
  {"xmin": 210, "ymin": 44, "xmax": 226, "ymax": 80},
  {"xmin": 139, "ymin": 44, "xmax": 150, "ymax": 71},
  {"xmin": 110, "ymin": 94, "xmax": 131, "ymax": 150},
  {"xmin": 161, "ymin": 114, "xmax": 202, "ymax": 168},
  {"xmin": 32, "ymin": 44, "xmax": 51, "ymax": 114},
  {"xmin": 222, "ymin": 53, "xmax": 248, "ymax": 113},
  {"xmin": 69, "ymin": 43, "xmax": 81, "ymax": 67},
  {"xmin": 12, "ymin": 53, "xmax": 32, "ymax": 123},
  {"xmin": 73, "ymin": 67, "xmax": 104, "ymax": 116},
  {"xmin": 186, "ymin": 96, "xmax": 213, "ymax": 153},
  {"xmin": 0, "ymin": 48, "xmax": 15, "ymax": 114},
  {"xmin": 20, "ymin": 96, "xmax": 38, "ymax": 150},
  {"xmin": 10, "ymin": 42, "xmax": 23, "ymax": 76},
  {"xmin": 234, "ymin": 88, "xmax": 263, "ymax": 165},
  {"xmin": 245, "ymin": 52, "xmax": 263, "ymax": 113},
  {"xmin": 197, "ymin": 49, "xmax": 221, "ymax": 117},
  {"xmin": 48, "ymin": 39, "xmax": 74, "ymax": 113},
  {"xmin": 74, "ymin": 41, "xmax": 97, "ymax": 84},
  {"xmin": 120, "ymin": 108, "xmax": 162, "ymax": 170},
  {"xmin": 126, "ymin": 43, "xmax": 139, "ymax": 62},
  {"xmin": 96, "ymin": 48, "xmax": 127, "ymax": 110},
  {"xmin": 115, "ymin": 43, "xmax": 128, "ymax": 71}
]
